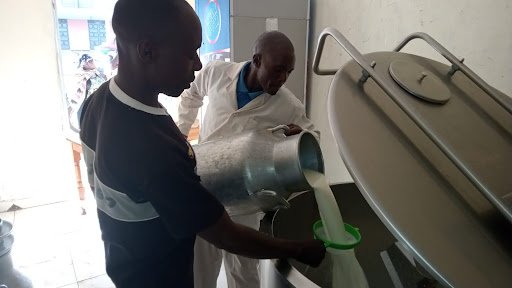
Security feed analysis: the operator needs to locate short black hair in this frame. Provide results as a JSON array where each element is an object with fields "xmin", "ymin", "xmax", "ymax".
[
  {"xmin": 78, "ymin": 54, "xmax": 93, "ymax": 68},
  {"xmin": 112, "ymin": 0, "xmax": 181, "ymax": 44}
]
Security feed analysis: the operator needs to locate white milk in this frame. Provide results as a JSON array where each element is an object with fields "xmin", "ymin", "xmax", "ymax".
[{"xmin": 304, "ymin": 170, "xmax": 368, "ymax": 288}]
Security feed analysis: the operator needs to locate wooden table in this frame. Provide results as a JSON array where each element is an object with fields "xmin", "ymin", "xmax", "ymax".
[{"xmin": 68, "ymin": 139, "xmax": 85, "ymax": 201}]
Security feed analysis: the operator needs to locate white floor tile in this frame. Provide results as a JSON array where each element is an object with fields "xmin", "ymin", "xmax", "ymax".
[
  {"xmin": 78, "ymin": 274, "xmax": 115, "ymax": 288},
  {"xmin": 10, "ymin": 234, "xmax": 73, "ymax": 267},
  {"xmin": 17, "ymin": 260, "xmax": 77, "ymax": 288},
  {"xmin": 70, "ymin": 236, "xmax": 107, "ymax": 281},
  {"xmin": 58, "ymin": 284, "xmax": 79, "ymax": 288}
]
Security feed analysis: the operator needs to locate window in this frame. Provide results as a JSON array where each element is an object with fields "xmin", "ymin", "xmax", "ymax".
[
  {"xmin": 87, "ymin": 20, "xmax": 106, "ymax": 50},
  {"xmin": 58, "ymin": 19, "xmax": 70, "ymax": 50}
]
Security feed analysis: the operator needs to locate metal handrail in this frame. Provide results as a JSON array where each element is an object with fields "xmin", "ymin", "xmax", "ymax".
[
  {"xmin": 312, "ymin": 27, "xmax": 512, "ymax": 223},
  {"xmin": 394, "ymin": 32, "xmax": 512, "ymax": 114}
]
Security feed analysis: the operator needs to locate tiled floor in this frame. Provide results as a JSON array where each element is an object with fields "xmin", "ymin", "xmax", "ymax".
[
  {"xmin": 1, "ymin": 198, "xmax": 229, "ymax": 288},
  {"xmin": 1, "ymin": 199, "xmax": 114, "ymax": 288}
]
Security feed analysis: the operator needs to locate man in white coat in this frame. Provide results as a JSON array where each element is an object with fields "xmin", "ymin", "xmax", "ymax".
[{"xmin": 177, "ymin": 31, "xmax": 318, "ymax": 288}]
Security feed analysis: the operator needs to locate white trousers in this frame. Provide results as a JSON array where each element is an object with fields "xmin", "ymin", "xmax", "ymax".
[{"xmin": 194, "ymin": 213, "xmax": 263, "ymax": 288}]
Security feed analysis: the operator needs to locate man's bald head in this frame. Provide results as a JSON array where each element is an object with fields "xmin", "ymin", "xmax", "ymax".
[
  {"xmin": 251, "ymin": 31, "xmax": 295, "ymax": 95},
  {"xmin": 253, "ymin": 31, "xmax": 294, "ymax": 57}
]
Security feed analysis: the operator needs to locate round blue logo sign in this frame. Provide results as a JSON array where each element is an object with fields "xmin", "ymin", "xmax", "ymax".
[{"xmin": 205, "ymin": 0, "xmax": 221, "ymax": 45}]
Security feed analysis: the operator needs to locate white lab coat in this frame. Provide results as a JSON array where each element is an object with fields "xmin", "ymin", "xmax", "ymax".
[
  {"xmin": 177, "ymin": 60, "xmax": 318, "ymax": 288},
  {"xmin": 177, "ymin": 61, "xmax": 318, "ymax": 142}
]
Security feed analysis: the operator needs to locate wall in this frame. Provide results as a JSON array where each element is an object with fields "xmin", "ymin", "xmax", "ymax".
[
  {"xmin": 307, "ymin": 0, "xmax": 512, "ymax": 184},
  {"xmin": 0, "ymin": 0, "xmax": 75, "ymax": 208}
]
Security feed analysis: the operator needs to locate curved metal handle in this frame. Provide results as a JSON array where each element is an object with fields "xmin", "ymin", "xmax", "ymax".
[
  {"xmin": 269, "ymin": 125, "xmax": 290, "ymax": 135},
  {"xmin": 252, "ymin": 190, "xmax": 291, "ymax": 212},
  {"xmin": 394, "ymin": 32, "xmax": 512, "ymax": 115},
  {"xmin": 312, "ymin": 28, "xmax": 379, "ymax": 85},
  {"xmin": 311, "ymin": 27, "xmax": 512, "ymax": 223},
  {"xmin": 312, "ymin": 28, "xmax": 340, "ymax": 75}
]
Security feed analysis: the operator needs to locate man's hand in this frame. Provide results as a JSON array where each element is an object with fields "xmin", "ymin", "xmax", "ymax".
[
  {"xmin": 294, "ymin": 239, "xmax": 326, "ymax": 267},
  {"xmin": 284, "ymin": 123, "xmax": 302, "ymax": 136},
  {"xmin": 199, "ymin": 212, "xmax": 326, "ymax": 266}
]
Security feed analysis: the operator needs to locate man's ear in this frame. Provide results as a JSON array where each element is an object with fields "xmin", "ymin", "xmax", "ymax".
[
  {"xmin": 137, "ymin": 40, "xmax": 156, "ymax": 62},
  {"xmin": 253, "ymin": 54, "xmax": 262, "ymax": 68}
]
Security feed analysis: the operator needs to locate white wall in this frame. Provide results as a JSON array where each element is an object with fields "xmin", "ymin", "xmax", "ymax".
[
  {"xmin": 0, "ymin": 0, "xmax": 75, "ymax": 206},
  {"xmin": 307, "ymin": 0, "xmax": 512, "ymax": 184}
]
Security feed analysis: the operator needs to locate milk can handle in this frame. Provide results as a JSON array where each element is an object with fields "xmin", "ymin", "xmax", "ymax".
[
  {"xmin": 252, "ymin": 190, "xmax": 291, "ymax": 212},
  {"xmin": 269, "ymin": 125, "xmax": 290, "ymax": 135},
  {"xmin": 271, "ymin": 194, "xmax": 291, "ymax": 210}
]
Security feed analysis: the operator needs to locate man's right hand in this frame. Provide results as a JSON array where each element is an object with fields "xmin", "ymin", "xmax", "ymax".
[
  {"xmin": 199, "ymin": 212, "xmax": 326, "ymax": 267},
  {"xmin": 294, "ymin": 239, "xmax": 326, "ymax": 267}
]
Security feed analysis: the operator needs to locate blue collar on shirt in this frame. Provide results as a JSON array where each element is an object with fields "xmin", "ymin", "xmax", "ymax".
[{"xmin": 236, "ymin": 62, "xmax": 264, "ymax": 109}]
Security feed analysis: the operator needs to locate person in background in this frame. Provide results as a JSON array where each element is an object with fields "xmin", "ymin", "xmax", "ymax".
[
  {"xmin": 65, "ymin": 54, "xmax": 108, "ymax": 216},
  {"xmin": 178, "ymin": 30, "xmax": 319, "ymax": 288},
  {"xmin": 78, "ymin": 0, "xmax": 325, "ymax": 287},
  {"xmin": 68, "ymin": 53, "xmax": 107, "ymax": 132}
]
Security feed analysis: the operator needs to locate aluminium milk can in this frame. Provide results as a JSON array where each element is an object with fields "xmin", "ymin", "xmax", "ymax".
[
  {"xmin": 0, "ymin": 219, "xmax": 33, "ymax": 288},
  {"xmin": 193, "ymin": 126, "xmax": 324, "ymax": 216}
]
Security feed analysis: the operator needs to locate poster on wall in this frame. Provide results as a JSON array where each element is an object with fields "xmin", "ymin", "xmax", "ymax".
[{"xmin": 195, "ymin": 0, "xmax": 230, "ymax": 63}]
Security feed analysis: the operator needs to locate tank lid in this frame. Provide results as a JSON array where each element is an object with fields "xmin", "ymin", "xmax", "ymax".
[{"xmin": 389, "ymin": 60, "xmax": 451, "ymax": 104}]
